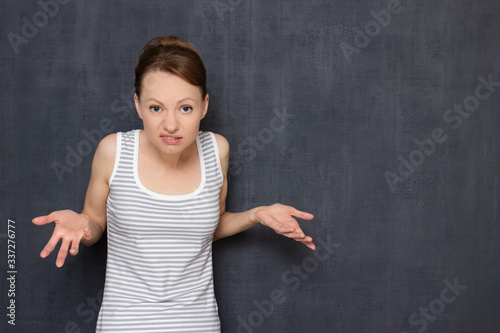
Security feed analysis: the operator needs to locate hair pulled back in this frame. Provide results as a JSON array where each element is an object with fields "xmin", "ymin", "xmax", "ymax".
[{"xmin": 134, "ymin": 36, "xmax": 207, "ymax": 99}]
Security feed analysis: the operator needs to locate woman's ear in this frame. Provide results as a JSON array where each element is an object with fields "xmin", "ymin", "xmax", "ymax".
[
  {"xmin": 201, "ymin": 94, "xmax": 209, "ymax": 119},
  {"xmin": 134, "ymin": 93, "xmax": 143, "ymax": 119}
]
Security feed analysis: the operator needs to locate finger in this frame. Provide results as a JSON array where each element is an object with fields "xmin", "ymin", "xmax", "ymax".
[
  {"xmin": 81, "ymin": 227, "xmax": 92, "ymax": 241},
  {"xmin": 69, "ymin": 237, "xmax": 81, "ymax": 256},
  {"xmin": 56, "ymin": 239, "xmax": 71, "ymax": 268},
  {"xmin": 275, "ymin": 224, "xmax": 315, "ymax": 249},
  {"xmin": 260, "ymin": 212, "xmax": 294, "ymax": 234},
  {"xmin": 282, "ymin": 224, "xmax": 307, "ymax": 238},
  {"xmin": 40, "ymin": 234, "xmax": 61, "ymax": 258},
  {"xmin": 70, "ymin": 228, "xmax": 88, "ymax": 255},
  {"xmin": 290, "ymin": 232, "xmax": 315, "ymax": 248},
  {"xmin": 294, "ymin": 234, "xmax": 312, "ymax": 242},
  {"xmin": 301, "ymin": 240, "xmax": 316, "ymax": 250},
  {"xmin": 282, "ymin": 230, "xmax": 306, "ymax": 239},
  {"xmin": 280, "ymin": 226, "xmax": 296, "ymax": 234},
  {"xmin": 292, "ymin": 208, "xmax": 314, "ymax": 220},
  {"xmin": 282, "ymin": 229, "xmax": 316, "ymax": 250},
  {"xmin": 271, "ymin": 224, "xmax": 292, "ymax": 235},
  {"xmin": 281, "ymin": 230, "xmax": 315, "ymax": 249}
]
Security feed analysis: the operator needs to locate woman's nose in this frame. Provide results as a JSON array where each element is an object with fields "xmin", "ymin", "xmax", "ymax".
[{"xmin": 162, "ymin": 111, "xmax": 179, "ymax": 132}]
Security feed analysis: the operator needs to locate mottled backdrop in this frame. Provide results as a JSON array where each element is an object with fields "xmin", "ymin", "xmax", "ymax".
[{"xmin": 1, "ymin": 0, "xmax": 499, "ymax": 332}]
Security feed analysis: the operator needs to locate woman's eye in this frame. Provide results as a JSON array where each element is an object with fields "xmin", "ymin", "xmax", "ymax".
[
  {"xmin": 181, "ymin": 106, "xmax": 193, "ymax": 113},
  {"xmin": 150, "ymin": 106, "xmax": 161, "ymax": 112}
]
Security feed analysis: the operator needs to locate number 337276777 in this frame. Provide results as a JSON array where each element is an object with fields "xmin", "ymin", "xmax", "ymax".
[{"xmin": 7, "ymin": 219, "xmax": 16, "ymax": 270}]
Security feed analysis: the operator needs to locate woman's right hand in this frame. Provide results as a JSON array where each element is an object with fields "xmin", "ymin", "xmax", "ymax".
[{"xmin": 32, "ymin": 210, "xmax": 93, "ymax": 267}]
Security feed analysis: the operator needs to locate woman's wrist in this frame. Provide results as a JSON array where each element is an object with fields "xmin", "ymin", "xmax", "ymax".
[{"xmin": 252, "ymin": 206, "xmax": 267, "ymax": 225}]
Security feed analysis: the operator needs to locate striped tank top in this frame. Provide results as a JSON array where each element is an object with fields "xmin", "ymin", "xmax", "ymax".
[{"xmin": 96, "ymin": 129, "xmax": 223, "ymax": 332}]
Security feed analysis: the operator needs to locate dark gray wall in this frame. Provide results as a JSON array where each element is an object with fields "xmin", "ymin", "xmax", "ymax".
[{"xmin": 1, "ymin": 0, "xmax": 499, "ymax": 332}]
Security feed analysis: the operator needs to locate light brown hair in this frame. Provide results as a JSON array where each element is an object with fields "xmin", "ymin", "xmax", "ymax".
[{"xmin": 134, "ymin": 36, "xmax": 207, "ymax": 99}]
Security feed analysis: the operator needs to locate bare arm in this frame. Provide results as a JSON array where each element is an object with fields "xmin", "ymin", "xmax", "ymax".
[
  {"xmin": 32, "ymin": 133, "xmax": 117, "ymax": 266},
  {"xmin": 212, "ymin": 134, "xmax": 315, "ymax": 250},
  {"xmin": 80, "ymin": 133, "xmax": 117, "ymax": 246}
]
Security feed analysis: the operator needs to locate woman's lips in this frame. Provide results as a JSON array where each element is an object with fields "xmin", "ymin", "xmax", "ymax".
[{"xmin": 160, "ymin": 134, "xmax": 182, "ymax": 145}]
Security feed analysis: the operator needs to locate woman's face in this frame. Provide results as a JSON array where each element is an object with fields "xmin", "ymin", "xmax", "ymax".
[{"xmin": 134, "ymin": 70, "xmax": 208, "ymax": 156}]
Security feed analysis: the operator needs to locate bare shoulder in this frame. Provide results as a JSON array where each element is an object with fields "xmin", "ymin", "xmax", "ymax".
[
  {"xmin": 213, "ymin": 132, "xmax": 229, "ymax": 159},
  {"xmin": 92, "ymin": 133, "xmax": 117, "ymax": 178},
  {"xmin": 96, "ymin": 133, "xmax": 117, "ymax": 159}
]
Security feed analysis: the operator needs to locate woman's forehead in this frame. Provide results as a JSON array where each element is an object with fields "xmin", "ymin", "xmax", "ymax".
[{"xmin": 140, "ymin": 71, "xmax": 203, "ymax": 101}]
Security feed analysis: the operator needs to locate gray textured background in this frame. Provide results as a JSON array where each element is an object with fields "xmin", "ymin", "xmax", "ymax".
[{"xmin": 1, "ymin": 0, "xmax": 499, "ymax": 332}]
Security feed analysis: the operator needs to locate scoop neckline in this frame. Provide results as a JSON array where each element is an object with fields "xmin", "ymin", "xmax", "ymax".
[{"xmin": 133, "ymin": 129, "xmax": 206, "ymax": 200}]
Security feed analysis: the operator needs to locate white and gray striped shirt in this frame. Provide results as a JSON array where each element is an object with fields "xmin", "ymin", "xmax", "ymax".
[{"xmin": 96, "ymin": 129, "xmax": 223, "ymax": 332}]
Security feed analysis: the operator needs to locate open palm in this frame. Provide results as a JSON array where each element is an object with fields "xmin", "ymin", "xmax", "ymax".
[
  {"xmin": 255, "ymin": 203, "xmax": 315, "ymax": 250},
  {"xmin": 32, "ymin": 210, "xmax": 92, "ymax": 267}
]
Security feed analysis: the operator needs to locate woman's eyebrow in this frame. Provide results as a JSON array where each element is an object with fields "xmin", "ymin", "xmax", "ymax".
[
  {"xmin": 146, "ymin": 98, "xmax": 165, "ymax": 105},
  {"xmin": 176, "ymin": 97, "xmax": 197, "ymax": 104},
  {"xmin": 146, "ymin": 97, "xmax": 197, "ymax": 105}
]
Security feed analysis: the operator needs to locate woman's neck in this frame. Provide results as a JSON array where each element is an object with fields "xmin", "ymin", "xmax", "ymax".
[{"xmin": 139, "ymin": 130, "xmax": 198, "ymax": 171}]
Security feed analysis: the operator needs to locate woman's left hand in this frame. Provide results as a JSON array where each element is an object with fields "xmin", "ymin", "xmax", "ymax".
[{"xmin": 255, "ymin": 203, "xmax": 315, "ymax": 250}]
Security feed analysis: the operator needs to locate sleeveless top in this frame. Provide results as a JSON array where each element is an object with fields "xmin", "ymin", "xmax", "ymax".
[{"xmin": 95, "ymin": 129, "xmax": 223, "ymax": 332}]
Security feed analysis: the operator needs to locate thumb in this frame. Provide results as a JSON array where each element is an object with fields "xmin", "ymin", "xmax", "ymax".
[
  {"xmin": 32, "ymin": 215, "xmax": 52, "ymax": 225},
  {"xmin": 292, "ymin": 208, "xmax": 314, "ymax": 220},
  {"xmin": 32, "ymin": 212, "xmax": 58, "ymax": 225}
]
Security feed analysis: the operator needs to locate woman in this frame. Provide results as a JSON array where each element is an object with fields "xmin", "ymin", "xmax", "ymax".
[{"xmin": 33, "ymin": 36, "xmax": 315, "ymax": 332}]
